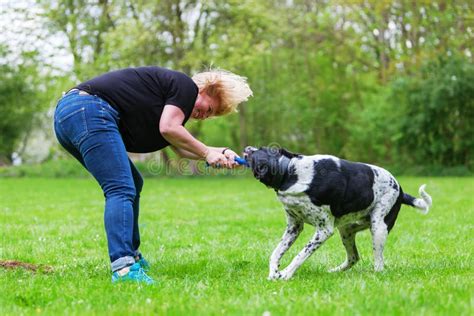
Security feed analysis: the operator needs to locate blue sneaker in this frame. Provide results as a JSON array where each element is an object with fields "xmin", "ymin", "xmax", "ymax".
[
  {"xmin": 111, "ymin": 262, "xmax": 154, "ymax": 285},
  {"xmin": 136, "ymin": 257, "xmax": 150, "ymax": 272}
]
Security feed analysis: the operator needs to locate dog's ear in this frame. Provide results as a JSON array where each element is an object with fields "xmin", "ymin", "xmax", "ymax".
[{"xmin": 279, "ymin": 148, "xmax": 301, "ymax": 158}]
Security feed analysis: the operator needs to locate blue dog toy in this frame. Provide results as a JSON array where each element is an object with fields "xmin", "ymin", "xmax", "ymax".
[
  {"xmin": 206, "ymin": 157, "xmax": 249, "ymax": 167},
  {"xmin": 234, "ymin": 157, "xmax": 249, "ymax": 166}
]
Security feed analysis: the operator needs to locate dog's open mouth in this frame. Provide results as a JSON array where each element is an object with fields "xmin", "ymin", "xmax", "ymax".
[{"xmin": 243, "ymin": 146, "xmax": 258, "ymax": 161}]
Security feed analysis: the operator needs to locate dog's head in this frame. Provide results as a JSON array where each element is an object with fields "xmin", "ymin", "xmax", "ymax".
[{"xmin": 243, "ymin": 146, "xmax": 300, "ymax": 190}]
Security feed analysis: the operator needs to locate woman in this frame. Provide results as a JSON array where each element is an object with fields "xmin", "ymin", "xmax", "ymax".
[{"xmin": 53, "ymin": 66, "xmax": 253, "ymax": 284}]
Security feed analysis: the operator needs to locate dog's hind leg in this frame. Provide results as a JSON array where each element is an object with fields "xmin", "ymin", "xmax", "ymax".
[
  {"xmin": 268, "ymin": 214, "xmax": 303, "ymax": 280},
  {"xmin": 328, "ymin": 223, "xmax": 367, "ymax": 272},
  {"xmin": 370, "ymin": 205, "xmax": 389, "ymax": 272}
]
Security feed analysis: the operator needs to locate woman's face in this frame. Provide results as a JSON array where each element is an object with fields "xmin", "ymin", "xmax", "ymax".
[{"xmin": 192, "ymin": 92, "xmax": 218, "ymax": 120}]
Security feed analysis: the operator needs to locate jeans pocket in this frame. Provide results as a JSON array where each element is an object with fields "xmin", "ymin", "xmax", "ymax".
[
  {"xmin": 58, "ymin": 107, "xmax": 89, "ymax": 147},
  {"xmin": 100, "ymin": 101, "xmax": 119, "ymax": 120}
]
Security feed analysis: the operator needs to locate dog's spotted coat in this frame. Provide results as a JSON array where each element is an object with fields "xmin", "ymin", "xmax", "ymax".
[{"xmin": 244, "ymin": 147, "xmax": 432, "ymax": 280}]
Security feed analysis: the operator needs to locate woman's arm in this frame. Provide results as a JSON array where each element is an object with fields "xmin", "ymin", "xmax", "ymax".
[
  {"xmin": 159, "ymin": 105, "xmax": 207, "ymax": 157},
  {"xmin": 170, "ymin": 145, "xmax": 202, "ymax": 160},
  {"xmin": 160, "ymin": 105, "xmax": 232, "ymax": 167},
  {"xmin": 171, "ymin": 146, "xmax": 238, "ymax": 160}
]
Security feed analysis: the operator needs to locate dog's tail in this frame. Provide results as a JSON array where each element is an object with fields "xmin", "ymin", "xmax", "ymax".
[{"xmin": 402, "ymin": 184, "xmax": 432, "ymax": 214}]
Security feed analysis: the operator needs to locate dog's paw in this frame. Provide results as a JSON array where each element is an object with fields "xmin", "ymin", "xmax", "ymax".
[
  {"xmin": 277, "ymin": 272, "xmax": 292, "ymax": 280},
  {"xmin": 328, "ymin": 262, "xmax": 349, "ymax": 273},
  {"xmin": 267, "ymin": 271, "xmax": 281, "ymax": 281},
  {"xmin": 328, "ymin": 267, "xmax": 342, "ymax": 273},
  {"xmin": 374, "ymin": 260, "xmax": 385, "ymax": 272},
  {"xmin": 277, "ymin": 269, "xmax": 294, "ymax": 280}
]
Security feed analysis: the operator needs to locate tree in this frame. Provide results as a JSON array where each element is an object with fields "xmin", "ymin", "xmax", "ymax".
[
  {"xmin": 0, "ymin": 48, "xmax": 39, "ymax": 164},
  {"xmin": 392, "ymin": 56, "xmax": 474, "ymax": 167}
]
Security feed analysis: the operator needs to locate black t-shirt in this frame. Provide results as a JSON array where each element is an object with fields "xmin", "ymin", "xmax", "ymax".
[{"xmin": 76, "ymin": 66, "xmax": 199, "ymax": 153}]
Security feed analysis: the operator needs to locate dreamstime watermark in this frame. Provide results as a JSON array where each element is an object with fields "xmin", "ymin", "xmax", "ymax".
[
  {"xmin": 266, "ymin": 142, "xmax": 283, "ymax": 155},
  {"xmin": 146, "ymin": 156, "xmax": 249, "ymax": 176},
  {"xmin": 144, "ymin": 142, "xmax": 285, "ymax": 176}
]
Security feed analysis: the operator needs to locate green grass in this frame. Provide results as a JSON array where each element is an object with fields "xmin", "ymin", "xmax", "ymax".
[{"xmin": 1, "ymin": 177, "xmax": 473, "ymax": 315}]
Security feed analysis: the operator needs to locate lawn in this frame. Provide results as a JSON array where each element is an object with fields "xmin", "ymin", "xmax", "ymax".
[{"xmin": 0, "ymin": 176, "xmax": 473, "ymax": 315}]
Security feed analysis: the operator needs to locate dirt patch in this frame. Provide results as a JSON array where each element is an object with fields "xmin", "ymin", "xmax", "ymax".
[{"xmin": 0, "ymin": 260, "xmax": 53, "ymax": 273}]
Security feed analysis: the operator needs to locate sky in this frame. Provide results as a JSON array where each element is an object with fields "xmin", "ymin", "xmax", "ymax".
[{"xmin": 0, "ymin": 0, "xmax": 73, "ymax": 73}]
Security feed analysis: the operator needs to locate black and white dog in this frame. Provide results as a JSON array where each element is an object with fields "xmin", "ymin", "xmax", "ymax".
[{"xmin": 243, "ymin": 146, "xmax": 432, "ymax": 280}]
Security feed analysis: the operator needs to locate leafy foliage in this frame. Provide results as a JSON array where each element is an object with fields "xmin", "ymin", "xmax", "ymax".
[
  {"xmin": 0, "ymin": 49, "xmax": 39, "ymax": 164},
  {"xmin": 392, "ymin": 57, "xmax": 474, "ymax": 168},
  {"xmin": 0, "ymin": 1, "xmax": 472, "ymax": 171}
]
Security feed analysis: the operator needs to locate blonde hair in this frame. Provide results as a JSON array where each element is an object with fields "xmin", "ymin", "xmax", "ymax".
[{"xmin": 192, "ymin": 69, "xmax": 253, "ymax": 116}]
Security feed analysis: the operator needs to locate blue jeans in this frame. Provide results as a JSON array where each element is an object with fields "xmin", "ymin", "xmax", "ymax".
[{"xmin": 54, "ymin": 90, "xmax": 143, "ymax": 272}]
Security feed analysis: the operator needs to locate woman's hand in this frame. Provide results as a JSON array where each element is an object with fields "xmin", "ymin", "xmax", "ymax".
[
  {"xmin": 205, "ymin": 149, "xmax": 234, "ymax": 168},
  {"xmin": 222, "ymin": 148, "xmax": 240, "ymax": 161},
  {"xmin": 206, "ymin": 147, "xmax": 242, "ymax": 167}
]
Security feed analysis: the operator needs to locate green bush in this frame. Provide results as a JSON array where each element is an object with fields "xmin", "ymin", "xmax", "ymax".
[
  {"xmin": 391, "ymin": 56, "xmax": 474, "ymax": 168},
  {"xmin": 0, "ymin": 56, "xmax": 39, "ymax": 164}
]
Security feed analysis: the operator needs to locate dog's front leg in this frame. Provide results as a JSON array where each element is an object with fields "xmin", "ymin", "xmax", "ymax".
[
  {"xmin": 268, "ymin": 215, "xmax": 303, "ymax": 280},
  {"xmin": 279, "ymin": 224, "xmax": 334, "ymax": 280}
]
